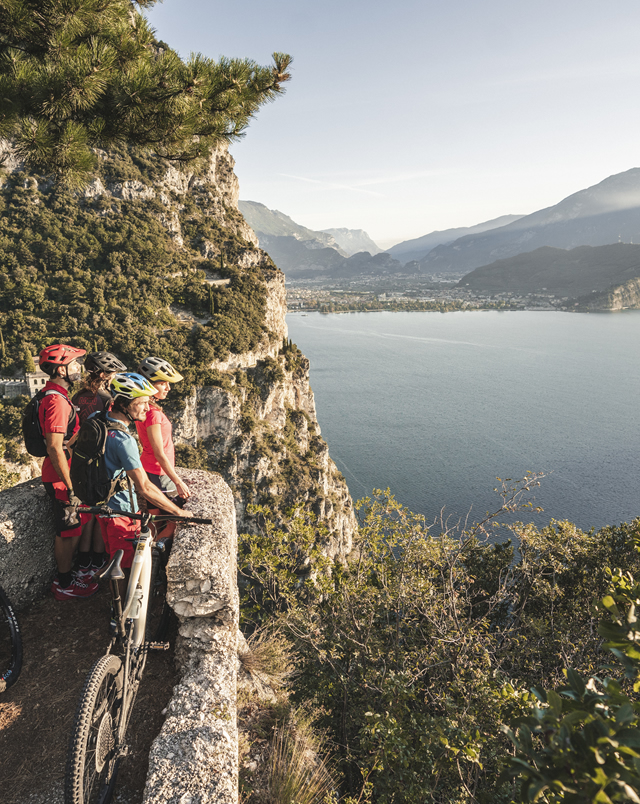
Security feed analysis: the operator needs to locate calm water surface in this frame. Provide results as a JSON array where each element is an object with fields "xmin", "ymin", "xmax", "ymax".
[{"xmin": 287, "ymin": 310, "xmax": 640, "ymax": 534}]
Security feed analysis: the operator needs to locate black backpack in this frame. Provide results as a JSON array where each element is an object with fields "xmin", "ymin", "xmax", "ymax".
[
  {"xmin": 22, "ymin": 388, "xmax": 75, "ymax": 457},
  {"xmin": 70, "ymin": 411, "xmax": 132, "ymax": 506}
]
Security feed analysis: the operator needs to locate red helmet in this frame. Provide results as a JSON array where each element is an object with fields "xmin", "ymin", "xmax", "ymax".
[{"xmin": 39, "ymin": 344, "xmax": 86, "ymax": 375}]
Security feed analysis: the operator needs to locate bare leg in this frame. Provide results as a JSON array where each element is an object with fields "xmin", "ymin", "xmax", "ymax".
[
  {"xmin": 55, "ymin": 534, "xmax": 81, "ymax": 574},
  {"xmin": 78, "ymin": 515, "xmax": 93, "ymax": 553},
  {"xmin": 91, "ymin": 517, "xmax": 105, "ymax": 553}
]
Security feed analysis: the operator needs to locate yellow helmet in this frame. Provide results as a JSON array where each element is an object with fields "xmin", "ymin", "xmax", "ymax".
[
  {"xmin": 137, "ymin": 356, "xmax": 183, "ymax": 384},
  {"xmin": 109, "ymin": 372, "xmax": 158, "ymax": 405}
]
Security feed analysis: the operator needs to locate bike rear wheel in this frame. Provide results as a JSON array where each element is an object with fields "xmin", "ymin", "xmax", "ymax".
[
  {"xmin": 65, "ymin": 654, "xmax": 123, "ymax": 804},
  {"xmin": 0, "ymin": 585, "xmax": 22, "ymax": 693}
]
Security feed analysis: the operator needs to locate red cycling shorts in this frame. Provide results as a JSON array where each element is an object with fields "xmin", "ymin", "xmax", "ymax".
[{"xmin": 98, "ymin": 516, "xmax": 140, "ymax": 569}]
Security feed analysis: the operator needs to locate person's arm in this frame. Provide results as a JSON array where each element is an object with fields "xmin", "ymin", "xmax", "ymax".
[
  {"xmin": 45, "ymin": 431, "xmax": 73, "ymax": 490},
  {"xmin": 126, "ymin": 467, "xmax": 192, "ymax": 518},
  {"xmin": 145, "ymin": 423, "xmax": 191, "ymax": 498}
]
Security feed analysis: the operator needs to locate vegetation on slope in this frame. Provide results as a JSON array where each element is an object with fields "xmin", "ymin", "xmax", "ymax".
[
  {"xmin": 0, "ymin": 146, "xmax": 273, "ymax": 399},
  {"xmin": 458, "ymin": 243, "xmax": 640, "ymax": 300},
  {"xmin": 239, "ymin": 478, "xmax": 640, "ymax": 803}
]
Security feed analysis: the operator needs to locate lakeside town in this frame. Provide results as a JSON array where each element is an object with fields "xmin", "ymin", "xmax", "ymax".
[{"xmin": 285, "ymin": 274, "xmax": 574, "ymax": 314}]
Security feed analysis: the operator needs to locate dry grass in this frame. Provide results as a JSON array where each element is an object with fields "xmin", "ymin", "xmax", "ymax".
[
  {"xmin": 239, "ymin": 630, "xmax": 296, "ymax": 691},
  {"xmin": 0, "ymin": 701, "xmax": 21, "ymax": 730},
  {"xmin": 268, "ymin": 712, "xmax": 336, "ymax": 804}
]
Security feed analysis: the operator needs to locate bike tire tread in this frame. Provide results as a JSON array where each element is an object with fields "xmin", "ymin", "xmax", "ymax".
[
  {"xmin": 0, "ymin": 585, "xmax": 22, "ymax": 693},
  {"xmin": 65, "ymin": 653, "xmax": 123, "ymax": 804}
]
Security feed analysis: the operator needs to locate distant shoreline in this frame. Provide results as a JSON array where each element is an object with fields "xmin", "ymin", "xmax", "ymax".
[{"xmin": 287, "ymin": 306, "xmax": 597, "ymax": 315}]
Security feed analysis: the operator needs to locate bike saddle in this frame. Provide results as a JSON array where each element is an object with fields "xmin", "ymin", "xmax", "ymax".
[{"xmin": 98, "ymin": 549, "xmax": 126, "ymax": 581}]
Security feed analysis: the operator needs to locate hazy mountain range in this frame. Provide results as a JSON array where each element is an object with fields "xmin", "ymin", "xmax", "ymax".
[
  {"xmin": 238, "ymin": 201, "xmax": 347, "ymax": 254},
  {"xmin": 321, "ymin": 227, "xmax": 382, "ymax": 256},
  {"xmin": 239, "ymin": 200, "xmax": 395, "ymax": 277},
  {"xmin": 387, "ymin": 215, "xmax": 523, "ymax": 264},
  {"xmin": 240, "ymin": 168, "xmax": 640, "ymax": 298},
  {"xmin": 421, "ymin": 168, "xmax": 640, "ymax": 274}
]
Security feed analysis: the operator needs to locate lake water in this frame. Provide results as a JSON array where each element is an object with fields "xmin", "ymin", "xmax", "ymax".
[{"xmin": 287, "ymin": 310, "xmax": 640, "ymax": 535}]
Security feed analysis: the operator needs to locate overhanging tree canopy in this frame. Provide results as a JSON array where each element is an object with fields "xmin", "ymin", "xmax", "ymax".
[{"xmin": 0, "ymin": 0, "xmax": 291, "ymax": 183}]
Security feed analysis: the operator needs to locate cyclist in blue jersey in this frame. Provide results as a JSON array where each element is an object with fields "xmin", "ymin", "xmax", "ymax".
[{"xmin": 98, "ymin": 373, "xmax": 190, "ymax": 572}]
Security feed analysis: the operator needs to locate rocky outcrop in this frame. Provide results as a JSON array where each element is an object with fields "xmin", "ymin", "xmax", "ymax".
[
  {"xmin": 0, "ymin": 479, "xmax": 55, "ymax": 608},
  {"xmin": 85, "ymin": 144, "xmax": 259, "ymax": 253},
  {"xmin": 0, "ymin": 468, "xmax": 241, "ymax": 804},
  {"xmin": 171, "ymin": 270, "xmax": 356, "ymax": 558},
  {"xmin": 0, "ymin": 137, "xmax": 355, "ymax": 558},
  {"xmin": 578, "ymin": 276, "xmax": 640, "ymax": 310},
  {"xmin": 144, "ymin": 468, "xmax": 239, "ymax": 804}
]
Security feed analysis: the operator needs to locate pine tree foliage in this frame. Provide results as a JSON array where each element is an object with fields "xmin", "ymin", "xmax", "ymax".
[{"xmin": 0, "ymin": 0, "xmax": 292, "ymax": 184}]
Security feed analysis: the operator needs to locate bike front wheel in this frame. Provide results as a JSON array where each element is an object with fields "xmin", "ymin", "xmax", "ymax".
[
  {"xmin": 145, "ymin": 549, "xmax": 172, "ymax": 644},
  {"xmin": 0, "ymin": 584, "xmax": 22, "ymax": 693},
  {"xmin": 65, "ymin": 654, "xmax": 123, "ymax": 804}
]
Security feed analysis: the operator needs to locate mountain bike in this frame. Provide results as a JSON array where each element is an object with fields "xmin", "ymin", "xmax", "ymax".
[
  {"xmin": 64, "ymin": 507, "xmax": 212, "ymax": 804},
  {"xmin": 0, "ymin": 584, "xmax": 22, "ymax": 693}
]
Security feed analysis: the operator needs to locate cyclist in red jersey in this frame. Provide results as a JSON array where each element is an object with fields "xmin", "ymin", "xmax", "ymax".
[
  {"xmin": 38, "ymin": 344, "xmax": 97, "ymax": 600},
  {"xmin": 136, "ymin": 357, "xmax": 191, "ymax": 538},
  {"xmin": 72, "ymin": 351, "xmax": 127, "ymax": 582}
]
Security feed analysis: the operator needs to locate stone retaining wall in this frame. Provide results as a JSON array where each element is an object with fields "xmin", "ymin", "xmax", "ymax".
[
  {"xmin": 143, "ymin": 468, "xmax": 239, "ymax": 804},
  {"xmin": 0, "ymin": 468, "xmax": 240, "ymax": 804}
]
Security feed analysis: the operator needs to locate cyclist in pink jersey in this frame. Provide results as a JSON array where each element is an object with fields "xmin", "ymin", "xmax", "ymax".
[{"xmin": 135, "ymin": 357, "xmax": 191, "ymax": 536}]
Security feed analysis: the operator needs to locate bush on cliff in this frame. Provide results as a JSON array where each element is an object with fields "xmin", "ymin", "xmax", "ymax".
[{"xmin": 239, "ymin": 480, "xmax": 640, "ymax": 803}]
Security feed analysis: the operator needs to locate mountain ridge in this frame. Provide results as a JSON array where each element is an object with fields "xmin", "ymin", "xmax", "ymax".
[
  {"xmin": 421, "ymin": 167, "xmax": 640, "ymax": 274},
  {"xmin": 458, "ymin": 242, "xmax": 640, "ymax": 301},
  {"xmin": 320, "ymin": 227, "xmax": 382, "ymax": 256},
  {"xmin": 387, "ymin": 214, "xmax": 524, "ymax": 265}
]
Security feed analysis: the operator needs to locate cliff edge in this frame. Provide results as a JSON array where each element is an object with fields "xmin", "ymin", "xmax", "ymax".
[{"xmin": 0, "ymin": 141, "xmax": 356, "ymax": 555}]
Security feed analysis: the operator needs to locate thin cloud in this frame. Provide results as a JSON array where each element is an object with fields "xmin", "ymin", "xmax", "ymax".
[
  {"xmin": 279, "ymin": 168, "xmax": 456, "ymax": 195},
  {"xmin": 279, "ymin": 173, "xmax": 384, "ymax": 197}
]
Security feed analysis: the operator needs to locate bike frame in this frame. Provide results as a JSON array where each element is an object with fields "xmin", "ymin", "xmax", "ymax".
[
  {"xmin": 101, "ymin": 519, "xmax": 157, "ymax": 753},
  {"xmin": 120, "ymin": 524, "xmax": 154, "ymax": 649}
]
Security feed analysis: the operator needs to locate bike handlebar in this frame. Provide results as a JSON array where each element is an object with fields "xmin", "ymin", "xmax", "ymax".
[{"xmin": 77, "ymin": 506, "xmax": 213, "ymax": 525}]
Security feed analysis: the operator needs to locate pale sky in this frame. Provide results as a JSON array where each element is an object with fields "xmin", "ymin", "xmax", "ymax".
[{"xmin": 146, "ymin": 0, "xmax": 640, "ymax": 248}]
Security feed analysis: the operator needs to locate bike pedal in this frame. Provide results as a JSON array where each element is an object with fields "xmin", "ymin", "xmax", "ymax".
[{"xmin": 146, "ymin": 640, "xmax": 170, "ymax": 651}]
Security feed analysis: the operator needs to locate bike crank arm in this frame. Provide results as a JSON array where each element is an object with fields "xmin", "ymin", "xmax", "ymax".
[{"xmin": 146, "ymin": 641, "xmax": 170, "ymax": 651}]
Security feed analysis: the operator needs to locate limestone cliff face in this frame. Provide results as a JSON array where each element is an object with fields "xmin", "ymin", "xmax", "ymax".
[
  {"xmin": 0, "ymin": 141, "xmax": 356, "ymax": 554},
  {"xmin": 171, "ymin": 268, "xmax": 356, "ymax": 558},
  {"xmin": 138, "ymin": 145, "xmax": 356, "ymax": 554},
  {"xmin": 580, "ymin": 277, "xmax": 640, "ymax": 310}
]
